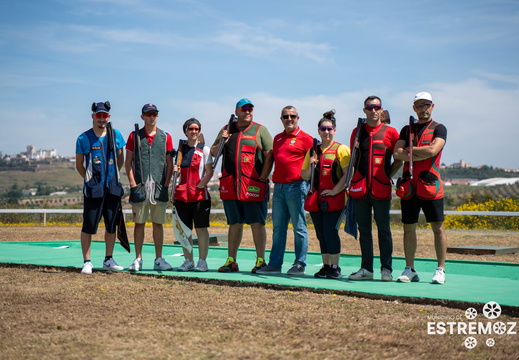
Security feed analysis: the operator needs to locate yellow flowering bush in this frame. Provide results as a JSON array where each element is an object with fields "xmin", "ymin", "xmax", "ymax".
[{"xmin": 444, "ymin": 198, "xmax": 519, "ymax": 230}]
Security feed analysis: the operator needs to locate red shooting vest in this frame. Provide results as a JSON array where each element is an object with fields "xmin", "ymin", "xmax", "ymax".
[
  {"xmin": 304, "ymin": 142, "xmax": 346, "ymax": 212},
  {"xmin": 401, "ymin": 120, "xmax": 444, "ymax": 200},
  {"xmin": 219, "ymin": 121, "xmax": 268, "ymax": 202},
  {"xmin": 349, "ymin": 125, "xmax": 393, "ymax": 200},
  {"xmin": 174, "ymin": 143, "xmax": 210, "ymax": 203}
]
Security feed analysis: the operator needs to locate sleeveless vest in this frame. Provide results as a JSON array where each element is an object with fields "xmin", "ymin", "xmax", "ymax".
[
  {"xmin": 349, "ymin": 124, "xmax": 393, "ymax": 200},
  {"xmin": 401, "ymin": 120, "xmax": 444, "ymax": 200},
  {"xmin": 174, "ymin": 143, "xmax": 210, "ymax": 202},
  {"xmin": 304, "ymin": 142, "xmax": 346, "ymax": 212},
  {"xmin": 83, "ymin": 129, "xmax": 122, "ymax": 199},
  {"xmin": 219, "ymin": 121, "xmax": 267, "ymax": 202},
  {"xmin": 134, "ymin": 128, "xmax": 169, "ymax": 202}
]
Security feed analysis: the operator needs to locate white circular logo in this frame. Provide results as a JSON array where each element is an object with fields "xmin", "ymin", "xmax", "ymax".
[
  {"xmin": 464, "ymin": 336, "xmax": 477, "ymax": 349},
  {"xmin": 465, "ymin": 307, "xmax": 477, "ymax": 320},
  {"xmin": 486, "ymin": 338, "xmax": 495, "ymax": 347},
  {"xmin": 483, "ymin": 301, "xmax": 501, "ymax": 319},
  {"xmin": 493, "ymin": 322, "xmax": 507, "ymax": 335}
]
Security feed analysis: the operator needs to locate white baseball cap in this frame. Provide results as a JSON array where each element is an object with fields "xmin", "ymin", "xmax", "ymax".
[{"xmin": 414, "ymin": 92, "xmax": 433, "ymax": 103}]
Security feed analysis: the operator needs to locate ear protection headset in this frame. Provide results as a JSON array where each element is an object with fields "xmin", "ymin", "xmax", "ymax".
[{"xmin": 91, "ymin": 101, "xmax": 111, "ymax": 112}]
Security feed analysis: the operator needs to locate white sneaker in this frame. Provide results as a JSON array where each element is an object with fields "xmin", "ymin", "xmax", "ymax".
[
  {"xmin": 81, "ymin": 261, "xmax": 93, "ymax": 274},
  {"xmin": 381, "ymin": 268, "xmax": 393, "ymax": 282},
  {"xmin": 194, "ymin": 259, "xmax": 208, "ymax": 272},
  {"xmin": 348, "ymin": 268, "xmax": 374, "ymax": 280},
  {"xmin": 154, "ymin": 257, "xmax": 173, "ymax": 271},
  {"xmin": 103, "ymin": 258, "xmax": 124, "ymax": 271},
  {"xmin": 128, "ymin": 258, "xmax": 143, "ymax": 271},
  {"xmin": 177, "ymin": 259, "xmax": 195, "ymax": 272},
  {"xmin": 397, "ymin": 267, "xmax": 420, "ymax": 283},
  {"xmin": 431, "ymin": 268, "xmax": 446, "ymax": 284}
]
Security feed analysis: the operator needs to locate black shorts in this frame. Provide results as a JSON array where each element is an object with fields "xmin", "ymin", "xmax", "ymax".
[
  {"xmin": 82, "ymin": 195, "xmax": 121, "ymax": 234},
  {"xmin": 174, "ymin": 199, "xmax": 211, "ymax": 229},
  {"xmin": 401, "ymin": 197, "xmax": 444, "ymax": 224}
]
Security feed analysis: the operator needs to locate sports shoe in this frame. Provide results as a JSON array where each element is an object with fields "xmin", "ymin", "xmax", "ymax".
[
  {"xmin": 194, "ymin": 259, "xmax": 208, "ymax": 272},
  {"xmin": 348, "ymin": 268, "xmax": 374, "ymax": 280},
  {"xmin": 256, "ymin": 265, "xmax": 281, "ymax": 275},
  {"xmin": 251, "ymin": 258, "xmax": 266, "ymax": 273},
  {"xmin": 218, "ymin": 257, "xmax": 239, "ymax": 272},
  {"xmin": 327, "ymin": 265, "xmax": 342, "ymax": 279},
  {"xmin": 314, "ymin": 265, "xmax": 331, "ymax": 278},
  {"xmin": 81, "ymin": 261, "xmax": 93, "ymax": 274},
  {"xmin": 128, "ymin": 258, "xmax": 143, "ymax": 272},
  {"xmin": 287, "ymin": 263, "xmax": 305, "ymax": 275},
  {"xmin": 154, "ymin": 257, "xmax": 173, "ymax": 271},
  {"xmin": 397, "ymin": 267, "xmax": 420, "ymax": 283},
  {"xmin": 381, "ymin": 268, "xmax": 393, "ymax": 282},
  {"xmin": 431, "ymin": 267, "xmax": 446, "ymax": 284},
  {"xmin": 103, "ymin": 258, "xmax": 124, "ymax": 271},
  {"xmin": 177, "ymin": 259, "xmax": 195, "ymax": 272}
]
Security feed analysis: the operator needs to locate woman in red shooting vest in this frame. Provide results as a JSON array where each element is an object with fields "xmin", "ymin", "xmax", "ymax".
[
  {"xmin": 173, "ymin": 118, "xmax": 214, "ymax": 272},
  {"xmin": 301, "ymin": 110, "xmax": 350, "ymax": 279}
]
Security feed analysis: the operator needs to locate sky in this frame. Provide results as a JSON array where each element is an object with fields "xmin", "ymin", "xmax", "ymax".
[{"xmin": 1, "ymin": 0, "xmax": 518, "ymax": 169}]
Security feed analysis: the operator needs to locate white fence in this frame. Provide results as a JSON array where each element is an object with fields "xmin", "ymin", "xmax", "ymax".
[{"xmin": 1, "ymin": 209, "xmax": 518, "ymax": 226}]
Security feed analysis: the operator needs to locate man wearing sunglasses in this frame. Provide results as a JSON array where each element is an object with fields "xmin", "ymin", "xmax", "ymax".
[
  {"xmin": 75, "ymin": 101, "xmax": 126, "ymax": 274},
  {"xmin": 257, "ymin": 106, "xmax": 313, "ymax": 276},
  {"xmin": 348, "ymin": 96, "xmax": 402, "ymax": 282},
  {"xmin": 393, "ymin": 92, "xmax": 448, "ymax": 285},
  {"xmin": 211, "ymin": 98, "xmax": 273, "ymax": 273}
]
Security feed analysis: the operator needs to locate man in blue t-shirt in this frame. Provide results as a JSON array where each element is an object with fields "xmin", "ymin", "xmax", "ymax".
[{"xmin": 75, "ymin": 101, "xmax": 126, "ymax": 274}]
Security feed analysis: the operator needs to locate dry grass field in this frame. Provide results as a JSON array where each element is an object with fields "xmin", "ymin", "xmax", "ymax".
[{"xmin": 1, "ymin": 225, "xmax": 518, "ymax": 359}]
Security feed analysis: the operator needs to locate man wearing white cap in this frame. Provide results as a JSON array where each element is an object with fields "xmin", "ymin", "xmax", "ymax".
[{"xmin": 393, "ymin": 92, "xmax": 448, "ymax": 284}]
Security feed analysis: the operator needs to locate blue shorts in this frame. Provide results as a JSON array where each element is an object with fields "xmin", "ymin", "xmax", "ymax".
[
  {"xmin": 401, "ymin": 197, "xmax": 444, "ymax": 224},
  {"xmin": 223, "ymin": 199, "xmax": 268, "ymax": 225},
  {"xmin": 82, "ymin": 195, "xmax": 121, "ymax": 234}
]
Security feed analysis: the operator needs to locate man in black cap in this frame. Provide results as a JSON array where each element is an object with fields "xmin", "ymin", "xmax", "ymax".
[
  {"xmin": 125, "ymin": 104, "xmax": 174, "ymax": 272},
  {"xmin": 75, "ymin": 101, "xmax": 126, "ymax": 274}
]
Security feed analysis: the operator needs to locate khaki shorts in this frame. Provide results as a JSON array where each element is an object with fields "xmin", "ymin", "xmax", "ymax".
[{"xmin": 132, "ymin": 201, "xmax": 168, "ymax": 224}]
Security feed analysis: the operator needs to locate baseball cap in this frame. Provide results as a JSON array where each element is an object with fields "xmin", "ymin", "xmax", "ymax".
[
  {"xmin": 92, "ymin": 101, "xmax": 111, "ymax": 113},
  {"xmin": 142, "ymin": 104, "xmax": 159, "ymax": 114},
  {"xmin": 414, "ymin": 92, "xmax": 433, "ymax": 103},
  {"xmin": 236, "ymin": 98, "xmax": 254, "ymax": 108}
]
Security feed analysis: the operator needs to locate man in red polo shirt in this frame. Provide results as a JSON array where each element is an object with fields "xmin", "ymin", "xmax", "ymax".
[{"xmin": 257, "ymin": 106, "xmax": 314, "ymax": 275}]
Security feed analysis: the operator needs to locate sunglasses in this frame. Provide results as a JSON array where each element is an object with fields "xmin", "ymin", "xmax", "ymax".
[
  {"xmin": 95, "ymin": 113, "xmax": 110, "ymax": 119},
  {"xmin": 187, "ymin": 126, "xmax": 200, "ymax": 132},
  {"xmin": 364, "ymin": 105, "xmax": 382, "ymax": 111},
  {"xmin": 240, "ymin": 106, "xmax": 254, "ymax": 112},
  {"xmin": 282, "ymin": 114, "xmax": 298, "ymax": 120},
  {"xmin": 144, "ymin": 112, "xmax": 159, "ymax": 117},
  {"xmin": 319, "ymin": 126, "xmax": 335, "ymax": 132},
  {"xmin": 414, "ymin": 102, "xmax": 432, "ymax": 109}
]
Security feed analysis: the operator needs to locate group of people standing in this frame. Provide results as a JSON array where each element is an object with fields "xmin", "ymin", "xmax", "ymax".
[{"xmin": 76, "ymin": 92, "xmax": 447, "ymax": 285}]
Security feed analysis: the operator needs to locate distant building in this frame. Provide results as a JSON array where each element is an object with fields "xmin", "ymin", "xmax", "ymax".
[
  {"xmin": 448, "ymin": 159, "xmax": 472, "ymax": 169},
  {"xmin": 25, "ymin": 145, "xmax": 59, "ymax": 160}
]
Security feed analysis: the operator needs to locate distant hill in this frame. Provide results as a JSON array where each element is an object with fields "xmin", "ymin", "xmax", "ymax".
[{"xmin": 441, "ymin": 166, "xmax": 519, "ymax": 180}]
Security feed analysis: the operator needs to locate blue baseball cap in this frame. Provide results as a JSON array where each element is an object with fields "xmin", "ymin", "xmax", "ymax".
[
  {"xmin": 142, "ymin": 103, "xmax": 159, "ymax": 114},
  {"xmin": 236, "ymin": 98, "xmax": 254, "ymax": 108}
]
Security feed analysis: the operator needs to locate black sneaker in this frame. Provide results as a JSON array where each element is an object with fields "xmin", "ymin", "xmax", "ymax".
[
  {"xmin": 314, "ymin": 265, "xmax": 331, "ymax": 278},
  {"xmin": 327, "ymin": 266, "xmax": 342, "ymax": 279}
]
